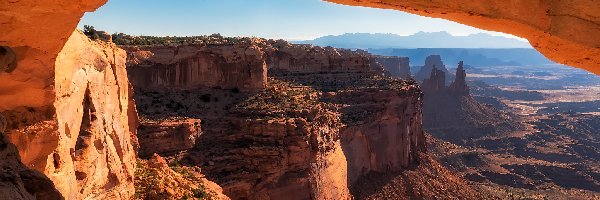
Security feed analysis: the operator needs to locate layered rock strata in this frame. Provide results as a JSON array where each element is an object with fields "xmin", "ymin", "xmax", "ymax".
[
  {"xmin": 265, "ymin": 40, "xmax": 373, "ymax": 73},
  {"xmin": 134, "ymin": 79, "xmax": 352, "ymax": 200},
  {"xmin": 137, "ymin": 118, "xmax": 201, "ymax": 158},
  {"xmin": 276, "ymin": 73, "xmax": 426, "ymax": 185},
  {"xmin": 132, "ymin": 65, "xmax": 425, "ymax": 200},
  {"xmin": 422, "ymin": 60, "xmax": 522, "ymax": 145},
  {"xmin": 125, "ymin": 45, "xmax": 267, "ymax": 91}
]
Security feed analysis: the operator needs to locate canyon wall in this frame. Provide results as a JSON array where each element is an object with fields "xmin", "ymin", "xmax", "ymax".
[
  {"xmin": 1, "ymin": 31, "xmax": 137, "ymax": 199},
  {"xmin": 137, "ymin": 118, "xmax": 201, "ymax": 158},
  {"xmin": 126, "ymin": 45, "xmax": 267, "ymax": 91},
  {"xmin": 266, "ymin": 40, "xmax": 373, "ymax": 73},
  {"xmin": 191, "ymin": 116, "xmax": 350, "ymax": 200},
  {"xmin": 375, "ymin": 56, "xmax": 411, "ymax": 79},
  {"xmin": 336, "ymin": 87, "xmax": 425, "ymax": 184}
]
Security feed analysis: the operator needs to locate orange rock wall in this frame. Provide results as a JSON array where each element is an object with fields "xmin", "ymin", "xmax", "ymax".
[
  {"xmin": 336, "ymin": 88, "xmax": 426, "ymax": 184},
  {"xmin": 137, "ymin": 118, "xmax": 201, "ymax": 158},
  {"xmin": 3, "ymin": 31, "xmax": 137, "ymax": 200},
  {"xmin": 191, "ymin": 117, "xmax": 351, "ymax": 200},
  {"xmin": 126, "ymin": 45, "xmax": 267, "ymax": 91},
  {"xmin": 266, "ymin": 42, "xmax": 373, "ymax": 73}
]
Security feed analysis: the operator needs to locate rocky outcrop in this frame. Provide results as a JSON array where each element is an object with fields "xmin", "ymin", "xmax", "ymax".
[
  {"xmin": 375, "ymin": 56, "xmax": 411, "ymax": 79},
  {"xmin": 134, "ymin": 154, "xmax": 230, "ymax": 200},
  {"xmin": 131, "ymin": 79, "xmax": 352, "ymax": 200},
  {"xmin": 125, "ymin": 45, "xmax": 267, "ymax": 91},
  {"xmin": 422, "ymin": 60, "xmax": 522, "ymax": 145},
  {"xmin": 266, "ymin": 40, "xmax": 373, "ymax": 73},
  {"xmin": 415, "ymin": 55, "xmax": 453, "ymax": 83},
  {"xmin": 447, "ymin": 61, "xmax": 469, "ymax": 96},
  {"xmin": 191, "ymin": 116, "xmax": 350, "ymax": 200},
  {"xmin": 336, "ymin": 87, "xmax": 425, "ymax": 184},
  {"xmin": 275, "ymin": 72, "xmax": 426, "ymax": 186},
  {"xmin": 137, "ymin": 118, "xmax": 201, "ymax": 158},
  {"xmin": 421, "ymin": 66, "xmax": 446, "ymax": 94},
  {"xmin": 3, "ymin": 31, "xmax": 137, "ymax": 200},
  {"xmin": 325, "ymin": 0, "xmax": 600, "ymax": 75}
]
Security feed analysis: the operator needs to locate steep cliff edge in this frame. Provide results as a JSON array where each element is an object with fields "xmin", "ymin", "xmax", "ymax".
[
  {"xmin": 128, "ymin": 40, "xmax": 427, "ymax": 199},
  {"xmin": 265, "ymin": 40, "xmax": 373, "ymax": 73},
  {"xmin": 125, "ymin": 45, "xmax": 267, "ymax": 91},
  {"xmin": 2, "ymin": 31, "xmax": 137, "ymax": 199}
]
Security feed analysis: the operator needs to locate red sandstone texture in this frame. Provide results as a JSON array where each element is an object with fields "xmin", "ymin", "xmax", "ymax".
[
  {"xmin": 265, "ymin": 40, "xmax": 374, "ymax": 73},
  {"xmin": 125, "ymin": 45, "xmax": 267, "ymax": 91},
  {"xmin": 137, "ymin": 118, "xmax": 201, "ymax": 158},
  {"xmin": 1, "ymin": 31, "xmax": 138, "ymax": 199},
  {"xmin": 2, "ymin": 1, "xmax": 600, "ymax": 199}
]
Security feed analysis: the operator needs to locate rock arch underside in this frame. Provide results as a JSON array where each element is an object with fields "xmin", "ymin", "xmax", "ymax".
[{"xmin": 0, "ymin": 0, "xmax": 599, "ymax": 199}]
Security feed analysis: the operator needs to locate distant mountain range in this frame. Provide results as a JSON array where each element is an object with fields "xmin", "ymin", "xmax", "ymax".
[
  {"xmin": 370, "ymin": 48, "xmax": 555, "ymax": 67},
  {"xmin": 294, "ymin": 32, "xmax": 532, "ymax": 49}
]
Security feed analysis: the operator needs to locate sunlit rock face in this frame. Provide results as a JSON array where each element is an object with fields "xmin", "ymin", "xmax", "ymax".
[
  {"xmin": 326, "ymin": 0, "xmax": 600, "ymax": 75},
  {"xmin": 265, "ymin": 40, "xmax": 373, "ymax": 73},
  {"xmin": 137, "ymin": 118, "xmax": 201, "ymax": 158},
  {"xmin": 0, "ymin": 0, "xmax": 108, "ymax": 112},
  {"xmin": 125, "ymin": 45, "xmax": 267, "ymax": 91},
  {"xmin": 2, "ymin": 31, "xmax": 137, "ymax": 200}
]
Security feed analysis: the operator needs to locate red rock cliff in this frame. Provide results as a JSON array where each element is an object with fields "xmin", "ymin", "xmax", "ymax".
[
  {"xmin": 266, "ymin": 40, "xmax": 374, "ymax": 73},
  {"xmin": 126, "ymin": 45, "xmax": 267, "ymax": 91},
  {"xmin": 1, "ymin": 31, "xmax": 137, "ymax": 199}
]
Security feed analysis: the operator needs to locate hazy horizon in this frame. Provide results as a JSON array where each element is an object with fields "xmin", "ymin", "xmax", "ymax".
[{"xmin": 79, "ymin": 0, "xmax": 527, "ymax": 45}]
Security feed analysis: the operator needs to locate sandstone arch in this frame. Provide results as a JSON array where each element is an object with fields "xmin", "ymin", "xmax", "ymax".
[{"xmin": 325, "ymin": 0, "xmax": 600, "ymax": 75}]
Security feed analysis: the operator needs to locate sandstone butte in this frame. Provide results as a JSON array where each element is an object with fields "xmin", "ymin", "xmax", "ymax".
[{"xmin": 0, "ymin": 0, "xmax": 600, "ymax": 200}]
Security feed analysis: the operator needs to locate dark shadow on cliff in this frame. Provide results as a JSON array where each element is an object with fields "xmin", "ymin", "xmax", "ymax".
[{"xmin": 0, "ymin": 133, "xmax": 64, "ymax": 200}]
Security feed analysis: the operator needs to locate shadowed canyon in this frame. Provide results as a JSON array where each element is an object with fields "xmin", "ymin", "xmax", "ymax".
[{"xmin": 1, "ymin": 0, "xmax": 600, "ymax": 199}]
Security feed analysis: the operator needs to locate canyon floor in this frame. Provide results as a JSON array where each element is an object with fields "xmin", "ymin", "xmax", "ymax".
[{"xmin": 426, "ymin": 64, "xmax": 600, "ymax": 199}]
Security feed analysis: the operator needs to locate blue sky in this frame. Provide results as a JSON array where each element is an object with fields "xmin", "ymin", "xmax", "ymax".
[{"xmin": 79, "ymin": 0, "xmax": 523, "ymax": 41}]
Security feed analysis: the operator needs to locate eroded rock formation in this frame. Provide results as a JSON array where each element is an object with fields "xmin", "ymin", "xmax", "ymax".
[
  {"xmin": 415, "ymin": 55, "xmax": 453, "ymax": 83},
  {"xmin": 447, "ymin": 61, "xmax": 469, "ymax": 96},
  {"xmin": 326, "ymin": 0, "xmax": 600, "ymax": 75},
  {"xmin": 125, "ymin": 45, "xmax": 267, "ymax": 91},
  {"xmin": 422, "ymin": 60, "xmax": 522, "ymax": 145},
  {"xmin": 375, "ymin": 56, "xmax": 411, "ymax": 79},
  {"xmin": 2, "ymin": 31, "xmax": 137, "ymax": 199},
  {"xmin": 336, "ymin": 85, "xmax": 425, "ymax": 184},
  {"xmin": 266, "ymin": 40, "xmax": 373, "ymax": 73},
  {"xmin": 137, "ymin": 118, "xmax": 201, "ymax": 158},
  {"xmin": 130, "ymin": 40, "xmax": 426, "ymax": 199}
]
